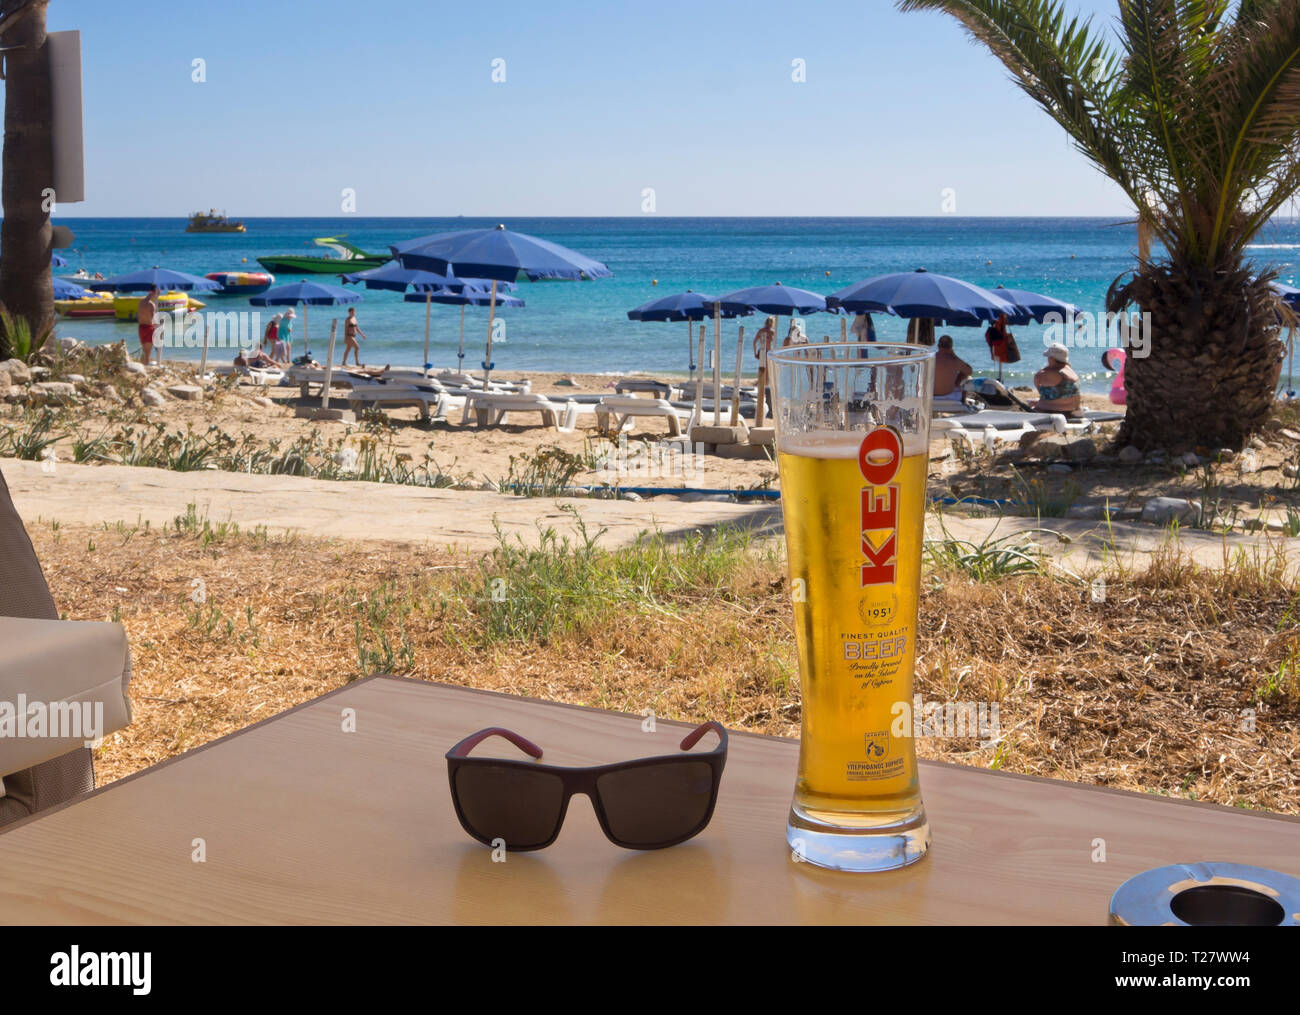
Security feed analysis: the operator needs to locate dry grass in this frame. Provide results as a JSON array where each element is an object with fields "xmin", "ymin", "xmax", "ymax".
[{"xmin": 29, "ymin": 509, "xmax": 1300, "ymax": 813}]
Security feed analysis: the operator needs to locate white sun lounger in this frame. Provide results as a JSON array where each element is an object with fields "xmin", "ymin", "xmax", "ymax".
[
  {"xmin": 345, "ymin": 387, "xmax": 456, "ymax": 422},
  {"xmin": 461, "ymin": 391, "xmax": 578, "ymax": 432},
  {"xmin": 433, "ymin": 371, "xmax": 531, "ymax": 394},
  {"xmin": 595, "ymin": 395, "xmax": 691, "ymax": 437}
]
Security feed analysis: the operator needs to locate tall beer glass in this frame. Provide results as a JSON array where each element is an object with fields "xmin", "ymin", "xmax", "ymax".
[{"xmin": 769, "ymin": 342, "xmax": 935, "ymax": 872}]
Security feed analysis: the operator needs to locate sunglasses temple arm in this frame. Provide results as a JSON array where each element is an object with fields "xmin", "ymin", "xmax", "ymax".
[
  {"xmin": 448, "ymin": 727, "xmax": 544, "ymax": 760},
  {"xmin": 679, "ymin": 720, "xmax": 727, "ymax": 752}
]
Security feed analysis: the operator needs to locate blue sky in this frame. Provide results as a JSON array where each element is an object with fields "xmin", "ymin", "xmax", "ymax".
[{"xmin": 44, "ymin": 0, "xmax": 1131, "ymax": 217}]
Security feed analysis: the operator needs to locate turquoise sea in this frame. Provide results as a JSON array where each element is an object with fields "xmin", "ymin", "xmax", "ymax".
[{"xmin": 49, "ymin": 216, "xmax": 1300, "ymax": 394}]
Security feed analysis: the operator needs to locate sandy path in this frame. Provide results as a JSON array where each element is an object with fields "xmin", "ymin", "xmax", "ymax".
[{"xmin": 6, "ymin": 457, "xmax": 1297, "ymax": 575}]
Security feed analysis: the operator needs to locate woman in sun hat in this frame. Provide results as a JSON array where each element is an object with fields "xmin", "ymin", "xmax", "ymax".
[
  {"xmin": 1032, "ymin": 341, "xmax": 1082, "ymax": 414},
  {"xmin": 278, "ymin": 308, "xmax": 295, "ymax": 360}
]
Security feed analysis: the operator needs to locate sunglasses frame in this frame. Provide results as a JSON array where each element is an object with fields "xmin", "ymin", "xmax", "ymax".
[{"xmin": 446, "ymin": 721, "xmax": 728, "ymax": 852}]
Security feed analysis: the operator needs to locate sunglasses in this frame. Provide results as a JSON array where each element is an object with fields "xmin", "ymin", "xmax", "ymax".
[{"xmin": 446, "ymin": 721, "xmax": 728, "ymax": 851}]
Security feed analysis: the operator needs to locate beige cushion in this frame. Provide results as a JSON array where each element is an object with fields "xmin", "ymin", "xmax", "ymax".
[{"xmin": 0, "ymin": 617, "xmax": 133, "ymax": 777}]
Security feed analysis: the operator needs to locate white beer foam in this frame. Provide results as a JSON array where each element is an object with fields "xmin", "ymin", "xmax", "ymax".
[{"xmin": 780, "ymin": 430, "xmax": 928, "ymax": 459}]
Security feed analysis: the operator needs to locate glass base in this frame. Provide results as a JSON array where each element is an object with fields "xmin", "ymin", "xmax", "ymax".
[{"xmin": 786, "ymin": 803, "xmax": 930, "ymax": 873}]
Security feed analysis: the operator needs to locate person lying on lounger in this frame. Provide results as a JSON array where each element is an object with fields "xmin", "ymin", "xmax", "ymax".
[
  {"xmin": 1032, "ymin": 343, "xmax": 1082, "ymax": 414},
  {"xmin": 234, "ymin": 350, "xmax": 284, "ymax": 370}
]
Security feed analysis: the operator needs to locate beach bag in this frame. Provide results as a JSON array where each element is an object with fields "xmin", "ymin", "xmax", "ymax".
[{"xmin": 1003, "ymin": 334, "xmax": 1022, "ymax": 364}]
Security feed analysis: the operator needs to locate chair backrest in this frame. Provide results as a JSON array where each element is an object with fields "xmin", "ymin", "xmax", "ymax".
[{"xmin": 0, "ymin": 466, "xmax": 95, "ymax": 826}]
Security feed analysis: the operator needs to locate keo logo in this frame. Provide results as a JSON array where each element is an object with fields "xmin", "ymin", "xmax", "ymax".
[{"xmin": 858, "ymin": 427, "xmax": 902, "ymax": 587}]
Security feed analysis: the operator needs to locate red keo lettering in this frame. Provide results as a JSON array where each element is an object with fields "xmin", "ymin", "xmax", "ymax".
[{"xmin": 859, "ymin": 427, "xmax": 901, "ymax": 586}]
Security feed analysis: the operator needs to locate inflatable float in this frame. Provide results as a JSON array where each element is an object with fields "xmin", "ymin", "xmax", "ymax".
[{"xmin": 204, "ymin": 270, "xmax": 275, "ymax": 296}]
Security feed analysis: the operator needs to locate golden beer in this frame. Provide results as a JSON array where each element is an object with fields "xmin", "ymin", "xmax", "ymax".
[{"xmin": 771, "ymin": 342, "xmax": 934, "ymax": 872}]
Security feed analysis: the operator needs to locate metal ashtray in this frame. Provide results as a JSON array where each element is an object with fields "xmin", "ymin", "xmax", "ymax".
[{"xmin": 1111, "ymin": 862, "xmax": 1300, "ymax": 926}]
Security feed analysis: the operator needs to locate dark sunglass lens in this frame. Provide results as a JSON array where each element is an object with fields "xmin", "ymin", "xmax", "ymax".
[
  {"xmin": 453, "ymin": 765, "xmax": 565, "ymax": 849},
  {"xmin": 595, "ymin": 761, "xmax": 716, "ymax": 847}
]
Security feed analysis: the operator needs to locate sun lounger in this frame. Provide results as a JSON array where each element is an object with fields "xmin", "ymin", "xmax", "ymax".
[
  {"xmin": 595, "ymin": 395, "xmax": 692, "ymax": 437},
  {"xmin": 681, "ymin": 383, "xmax": 758, "ymax": 402},
  {"xmin": 345, "ymin": 387, "xmax": 453, "ymax": 422},
  {"xmin": 461, "ymin": 391, "xmax": 579, "ymax": 432},
  {"xmin": 614, "ymin": 378, "xmax": 682, "ymax": 400},
  {"xmin": 433, "ymin": 371, "xmax": 531, "ymax": 394}
]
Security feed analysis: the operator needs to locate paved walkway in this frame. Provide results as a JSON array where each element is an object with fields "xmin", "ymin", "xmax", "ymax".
[{"xmin": 4, "ymin": 457, "xmax": 1294, "ymax": 571}]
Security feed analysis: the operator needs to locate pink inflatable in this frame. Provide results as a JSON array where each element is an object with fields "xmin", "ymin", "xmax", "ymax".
[{"xmin": 1102, "ymin": 348, "xmax": 1127, "ymax": 406}]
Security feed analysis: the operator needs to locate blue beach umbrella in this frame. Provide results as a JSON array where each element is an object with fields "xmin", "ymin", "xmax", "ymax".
[
  {"xmin": 98, "ymin": 267, "xmax": 220, "ymax": 293},
  {"xmin": 827, "ymin": 268, "xmax": 1016, "ymax": 324},
  {"xmin": 392, "ymin": 223, "xmax": 611, "ymax": 384},
  {"xmin": 53, "ymin": 277, "xmax": 93, "ymax": 300},
  {"xmin": 712, "ymin": 283, "xmax": 829, "ymax": 318},
  {"xmin": 52, "ymin": 252, "xmax": 68, "ymax": 267},
  {"xmin": 405, "ymin": 287, "xmax": 525, "ymax": 372},
  {"xmin": 251, "ymin": 280, "xmax": 361, "ymax": 358},
  {"xmin": 984, "ymin": 285, "xmax": 1082, "ymax": 326},
  {"xmin": 627, "ymin": 291, "xmax": 753, "ymax": 377}
]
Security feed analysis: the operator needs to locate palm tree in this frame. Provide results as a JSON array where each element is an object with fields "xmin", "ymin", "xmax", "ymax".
[
  {"xmin": 0, "ymin": 0, "xmax": 54, "ymax": 362},
  {"xmin": 898, "ymin": 0, "xmax": 1300, "ymax": 450}
]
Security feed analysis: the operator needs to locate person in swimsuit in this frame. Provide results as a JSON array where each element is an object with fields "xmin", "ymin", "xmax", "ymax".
[
  {"xmin": 342, "ymin": 307, "xmax": 367, "ymax": 366},
  {"xmin": 1033, "ymin": 342, "xmax": 1082, "ymax": 413},
  {"xmin": 137, "ymin": 286, "xmax": 159, "ymax": 365}
]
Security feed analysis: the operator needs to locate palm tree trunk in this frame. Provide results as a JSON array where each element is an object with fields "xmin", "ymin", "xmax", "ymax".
[
  {"xmin": 0, "ymin": 0, "xmax": 54, "ymax": 357},
  {"xmin": 1116, "ymin": 262, "xmax": 1282, "ymax": 451}
]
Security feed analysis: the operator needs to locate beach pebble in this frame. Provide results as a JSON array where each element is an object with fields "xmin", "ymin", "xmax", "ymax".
[
  {"xmin": 250, "ymin": 396, "xmax": 275, "ymax": 410},
  {"xmin": 619, "ymin": 491, "xmax": 644, "ymax": 502},
  {"xmin": 54, "ymin": 337, "xmax": 83, "ymax": 355},
  {"xmin": 1282, "ymin": 464, "xmax": 1299, "ymax": 479},
  {"xmin": 1239, "ymin": 450, "xmax": 1260, "ymax": 473},
  {"xmin": 1117, "ymin": 445, "xmax": 1144, "ymax": 465},
  {"xmin": 123, "ymin": 361, "xmax": 147, "ymax": 376},
  {"xmin": 166, "ymin": 384, "xmax": 203, "ymax": 401},
  {"xmin": 1280, "ymin": 428, "xmax": 1300, "ymax": 443},
  {"xmin": 1, "ymin": 385, "xmax": 23, "ymax": 402},
  {"xmin": 97, "ymin": 385, "xmax": 123, "ymax": 404},
  {"xmin": 139, "ymin": 387, "xmax": 166, "ymax": 408},
  {"xmin": 28, "ymin": 381, "xmax": 77, "ymax": 405},
  {"xmin": 1141, "ymin": 497, "xmax": 1198, "ymax": 524},
  {"xmin": 0, "ymin": 358, "xmax": 31, "ymax": 384},
  {"xmin": 28, "ymin": 365, "xmax": 49, "ymax": 381},
  {"xmin": 1180, "ymin": 451, "xmax": 1203, "ymax": 467}
]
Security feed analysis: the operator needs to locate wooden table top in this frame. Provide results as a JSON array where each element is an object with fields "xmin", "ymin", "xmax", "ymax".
[{"xmin": 1, "ymin": 675, "xmax": 1297, "ymax": 925}]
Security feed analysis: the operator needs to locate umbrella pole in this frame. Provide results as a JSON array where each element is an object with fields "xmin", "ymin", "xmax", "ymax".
[
  {"xmin": 687, "ymin": 319, "xmax": 694, "ymax": 380},
  {"xmin": 458, "ymin": 305, "xmax": 467, "ymax": 374},
  {"xmin": 713, "ymin": 304, "xmax": 722, "ymax": 426},
  {"xmin": 730, "ymin": 325, "xmax": 746, "ymax": 428},
  {"xmin": 841, "ymin": 316, "xmax": 847, "ymax": 343},
  {"xmin": 304, "ymin": 305, "xmax": 310, "ymax": 361},
  {"xmin": 423, "ymin": 291, "xmax": 433, "ymax": 372},
  {"xmin": 694, "ymin": 324, "xmax": 706, "ymax": 430},
  {"xmin": 484, "ymin": 280, "xmax": 498, "ymax": 389}
]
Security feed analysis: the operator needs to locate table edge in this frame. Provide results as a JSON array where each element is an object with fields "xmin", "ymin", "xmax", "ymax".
[{"xmin": 3, "ymin": 673, "xmax": 1296, "ymax": 838}]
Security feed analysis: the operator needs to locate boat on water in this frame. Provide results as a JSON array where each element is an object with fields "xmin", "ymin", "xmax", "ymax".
[
  {"xmin": 187, "ymin": 210, "xmax": 246, "ymax": 233},
  {"xmin": 205, "ymin": 270, "xmax": 275, "ymax": 296},
  {"xmin": 257, "ymin": 236, "xmax": 390, "ymax": 274}
]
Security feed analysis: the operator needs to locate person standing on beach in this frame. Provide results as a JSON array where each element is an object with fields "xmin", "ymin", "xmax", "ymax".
[
  {"xmin": 278, "ymin": 308, "xmax": 295, "ymax": 353},
  {"xmin": 137, "ymin": 287, "xmax": 159, "ymax": 366},
  {"xmin": 342, "ymin": 307, "xmax": 367, "ymax": 366}
]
